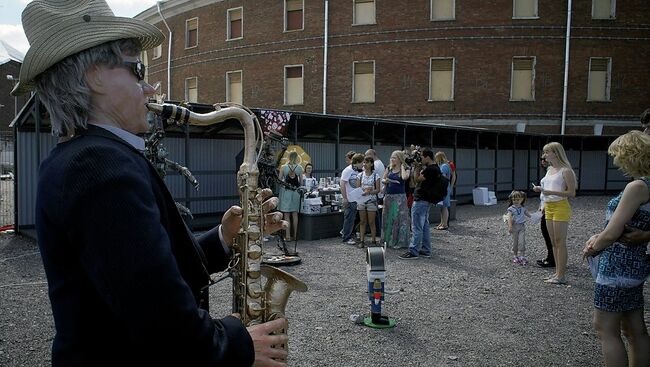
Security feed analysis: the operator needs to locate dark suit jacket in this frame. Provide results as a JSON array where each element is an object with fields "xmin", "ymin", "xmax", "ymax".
[{"xmin": 35, "ymin": 125, "xmax": 254, "ymax": 366}]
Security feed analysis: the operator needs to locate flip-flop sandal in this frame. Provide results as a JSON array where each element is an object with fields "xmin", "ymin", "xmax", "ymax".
[
  {"xmin": 544, "ymin": 277, "xmax": 567, "ymax": 284},
  {"xmin": 435, "ymin": 225, "xmax": 448, "ymax": 230}
]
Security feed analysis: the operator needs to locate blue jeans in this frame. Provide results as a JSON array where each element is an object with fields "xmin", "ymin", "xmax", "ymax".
[
  {"xmin": 409, "ymin": 200, "xmax": 431, "ymax": 255},
  {"xmin": 342, "ymin": 201, "xmax": 357, "ymax": 241}
]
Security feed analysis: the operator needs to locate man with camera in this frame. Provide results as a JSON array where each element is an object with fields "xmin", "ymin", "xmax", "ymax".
[{"xmin": 399, "ymin": 148, "xmax": 445, "ymax": 259}]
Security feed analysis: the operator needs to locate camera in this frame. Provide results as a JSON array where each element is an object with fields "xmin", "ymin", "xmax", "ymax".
[{"xmin": 404, "ymin": 150, "xmax": 422, "ymax": 165}]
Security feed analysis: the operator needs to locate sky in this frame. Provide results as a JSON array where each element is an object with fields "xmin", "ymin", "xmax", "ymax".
[{"xmin": 0, "ymin": 0, "xmax": 160, "ymax": 55}]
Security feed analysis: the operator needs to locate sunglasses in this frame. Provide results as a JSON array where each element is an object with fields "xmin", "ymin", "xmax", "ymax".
[{"xmin": 121, "ymin": 60, "xmax": 145, "ymax": 82}]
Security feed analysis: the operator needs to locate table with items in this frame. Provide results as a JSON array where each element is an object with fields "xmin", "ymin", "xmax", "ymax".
[{"xmin": 298, "ymin": 177, "xmax": 344, "ymax": 241}]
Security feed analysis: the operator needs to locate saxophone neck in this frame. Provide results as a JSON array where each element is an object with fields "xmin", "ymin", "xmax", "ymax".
[{"xmin": 146, "ymin": 102, "xmax": 261, "ymax": 185}]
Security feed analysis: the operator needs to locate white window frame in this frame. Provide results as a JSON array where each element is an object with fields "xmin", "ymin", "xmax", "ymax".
[
  {"xmin": 185, "ymin": 77, "xmax": 198, "ymax": 103},
  {"xmin": 185, "ymin": 17, "xmax": 199, "ymax": 49},
  {"xmin": 152, "ymin": 44, "xmax": 162, "ymax": 60},
  {"xmin": 428, "ymin": 57, "xmax": 455, "ymax": 102},
  {"xmin": 284, "ymin": 64, "xmax": 304, "ymax": 106},
  {"xmin": 592, "ymin": 0, "xmax": 616, "ymax": 20},
  {"xmin": 352, "ymin": 60, "xmax": 375, "ymax": 103},
  {"xmin": 509, "ymin": 56, "xmax": 536, "ymax": 101},
  {"xmin": 352, "ymin": 0, "xmax": 376, "ymax": 26},
  {"xmin": 227, "ymin": 7, "xmax": 244, "ymax": 41},
  {"xmin": 512, "ymin": 0, "xmax": 539, "ymax": 19},
  {"xmin": 226, "ymin": 70, "xmax": 243, "ymax": 104},
  {"xmin": 430, "ymin": 0, "xmax": 455, "ymax": 21},
  {"xmin": 284, "ymin": 0, "xmax": 304, "ymax": 32},
  {"xmin": 587, "ymin": 57, "xmax": 612, "ymax": 102}
]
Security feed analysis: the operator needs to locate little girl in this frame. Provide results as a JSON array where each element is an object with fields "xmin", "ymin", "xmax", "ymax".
[{"xmin": 505, "ymin": 191, "xmax": 532, "ymax": 265}]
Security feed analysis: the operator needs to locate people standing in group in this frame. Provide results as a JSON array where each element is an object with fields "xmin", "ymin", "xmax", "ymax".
[
  {"xmin": 18, "ymin": 0, "xmax": 289, "ymax": 365},
  {"xmin": 399, "ymin": 148, "xmax": 439, "ymax": 259},
  {"xmin": 505, "ymin": 191, "xmax": 532, "ymax": 265},
  {"xmin": 582, "ymin": 130, "xmax": 650, "ymax": 367},
  {"xmin": 382, "ymin": 150, "xmax": 411, "ymax": 249},
  {"xmin": 536, "ymin": 157, "xmax": 556, "ymax": 268},
  {"xmin": 357, "ymin": 156, "xmax": 381, "ymax": 247},
  {"xmin": 434, "ymin": 151, "xmax": 453, "ymax": 230},
  {"xmin": 532, "ymin": 142, "xmax": 576, "ymax": 284},
  {"xmin": 302, "ymin": 162, "xmax": 317, "ymax": 192},
  {"xmin": 279, "ymin": 151, "xmax": 303, "ymax": 241},
  {"xmin": 341, "ymin": 153, "xmax": 364, "ymax": 245}
]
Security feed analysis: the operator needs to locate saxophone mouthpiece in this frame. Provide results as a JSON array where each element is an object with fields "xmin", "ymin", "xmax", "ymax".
[{"xmin": 146, "ymin": 103, "xmax": 192, "ymax": 126}]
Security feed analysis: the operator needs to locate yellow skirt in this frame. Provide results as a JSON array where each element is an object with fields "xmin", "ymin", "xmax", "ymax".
[{"xmin": 544, "ymin": 199, "xmax": 571, "ymax": 222}]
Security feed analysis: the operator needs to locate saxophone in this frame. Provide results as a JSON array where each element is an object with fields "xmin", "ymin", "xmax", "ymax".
[{"xmin": 146, "ymin": 102, "xmax": 308, "ymax": 353}]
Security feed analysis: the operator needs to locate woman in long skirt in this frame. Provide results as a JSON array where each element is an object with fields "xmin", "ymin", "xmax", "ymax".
[{"xmin": 381, "ymin": 150, "xmax": 411, "ymax": 248}]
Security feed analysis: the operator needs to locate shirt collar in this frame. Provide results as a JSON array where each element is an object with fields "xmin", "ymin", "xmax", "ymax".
[{"xmin": 89, "ymin": 123, "xmax": 145, "ymax": 151}]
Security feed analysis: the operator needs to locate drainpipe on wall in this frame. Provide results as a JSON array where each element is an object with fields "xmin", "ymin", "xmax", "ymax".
[
  {"xmin": 157, "ymin": 1, "xmax": 173, "ymax": 100},
  {"xmin": 560, "ymin": 0, "xmax": 572, "ymax": 135},
  {"xmin": 322, "ymin": 0, "xmax": 329, "ymax": 115}
]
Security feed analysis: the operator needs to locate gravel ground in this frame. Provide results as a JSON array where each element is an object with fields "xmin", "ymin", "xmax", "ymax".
[{"xmin": 1, "ymin": 195, "xmax": 649, "ymax": 367}]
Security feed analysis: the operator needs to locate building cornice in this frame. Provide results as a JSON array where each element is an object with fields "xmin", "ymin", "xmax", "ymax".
[{"xmin": 135, "ymin": 0, "xmax": 224, "ymax": 24}]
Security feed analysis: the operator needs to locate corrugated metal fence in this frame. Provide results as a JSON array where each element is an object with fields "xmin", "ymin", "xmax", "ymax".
[
  {"xmin": 0, "ymin": 131, "xmax": 14, "ymax": 228},
  {"xmin": 15, "ymin": 108, "xmax": 630, "ymax": 232}
]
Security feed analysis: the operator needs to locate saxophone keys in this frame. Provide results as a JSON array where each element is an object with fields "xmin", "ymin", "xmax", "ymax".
[
  {"xmin": 247, "ymin": 260, "xmax": 261, "ymax": 279},
  {"xmin": 247, "ymin": 300, "xmax": 264, "ymax": 319},
  {"xmin": 247, "ymin": 226, "xmax": 261, "ymax": 241},
  {"xmin": 247, "ymin": 244, "xmax": 262, "ymax": 260}
]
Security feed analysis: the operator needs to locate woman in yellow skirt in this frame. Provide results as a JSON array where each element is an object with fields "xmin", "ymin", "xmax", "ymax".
[{"xmin": 533, "ymin": 142, "xmax": 576, "ymax": 284}]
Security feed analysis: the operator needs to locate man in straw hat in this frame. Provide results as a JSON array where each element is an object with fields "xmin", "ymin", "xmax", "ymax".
[{"xmin": 12, "ymin": 1, "xmax": 289, "ymax": 366}]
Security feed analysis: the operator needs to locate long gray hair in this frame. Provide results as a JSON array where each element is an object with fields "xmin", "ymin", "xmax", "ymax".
[{"xmin": 35, "ymin": 39, "xmax": 141, "ymax": 137}]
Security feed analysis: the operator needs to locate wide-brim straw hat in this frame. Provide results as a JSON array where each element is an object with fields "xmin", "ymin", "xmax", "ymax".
[{"xmin": 11, "ymin": 0, "xmax": 164, "ymax": 96}]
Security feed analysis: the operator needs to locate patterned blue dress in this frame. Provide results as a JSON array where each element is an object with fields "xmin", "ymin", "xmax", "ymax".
[{"xmin": 593, "ymin": 177, "xmax": 650, "ymax": 312}]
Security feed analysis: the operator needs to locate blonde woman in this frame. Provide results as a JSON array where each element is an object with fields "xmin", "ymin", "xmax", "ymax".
[
  {"xmin": 434, "ymin": 152, "xmax": 452, "ymax": 230},
  {"xmin": 381, "ymin": 150, "xmax": 411, "ymax": 248},
  {"xmin": 532, "ymin": 142, "xmax": 576, "ymax": 284},
  {"xmin": 583, "ymin": 131, "xmax": 650, "ymax": 367}
]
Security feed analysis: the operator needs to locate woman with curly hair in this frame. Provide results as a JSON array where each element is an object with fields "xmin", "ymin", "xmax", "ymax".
[{"xmin": 583, "ymin": 130, "xmax": 650, "ymax": 367}]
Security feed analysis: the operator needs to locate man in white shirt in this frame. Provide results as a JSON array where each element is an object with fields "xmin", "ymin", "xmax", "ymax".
[{"xmin": 340, "ymin": 153, "xmax": 364, "ymax": 245}]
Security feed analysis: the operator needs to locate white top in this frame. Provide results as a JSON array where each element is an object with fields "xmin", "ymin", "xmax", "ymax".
[
  {"xmin": 540, "ymin": 168, "xmax": 567, "ymax": 202},
  {"xmin": 373, "ymin": 159, "xmax": 385, "ymax": 179},
  {"xmin": 374, "ymin": 159, "xmax": 385, "ymax": 198},
  {"xmin": 507, "ymin": 205, "xmax": 530, "ymax": 224},
  {"xmin": 359, "ymin": 172, "xmax": 380, "ymax": 202},
  {"xmin": 340, "ymin": 165, "xmax": 360, "ymax": 200}
]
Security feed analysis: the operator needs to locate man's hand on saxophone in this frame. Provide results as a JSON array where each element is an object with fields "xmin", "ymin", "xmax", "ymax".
[
  {"xmin": 221, "ymin": 188, "xmax": 290, "ymax": 246},
  {"xmin": 248, "ymin": 318, "xmax": 289, "ymax": 367}
]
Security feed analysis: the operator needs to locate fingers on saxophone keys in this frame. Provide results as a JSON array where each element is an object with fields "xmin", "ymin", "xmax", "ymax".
[
  {"xmin": 268, "ymin": 340, "xmax": 289, "ymax": 358},
  {"xmin": 262, "ymin": 197, "xmax": 280, "ymax": 212},
  {"xmin": 269, "ymin": 212, "xmax": 283, "ymax": 224},
  {"xmin": 256, "ymin": 188, "xmax": 273, "ymax": 202}
]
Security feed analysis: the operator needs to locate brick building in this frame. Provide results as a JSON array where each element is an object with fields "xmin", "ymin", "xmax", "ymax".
[
  {"xmin": 0, "ymin": 40, "xmax": 26, "ymax": 134},
  {"xmin": 136, "ymin": 0, "xmax": 650, "ymax": 135}
]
